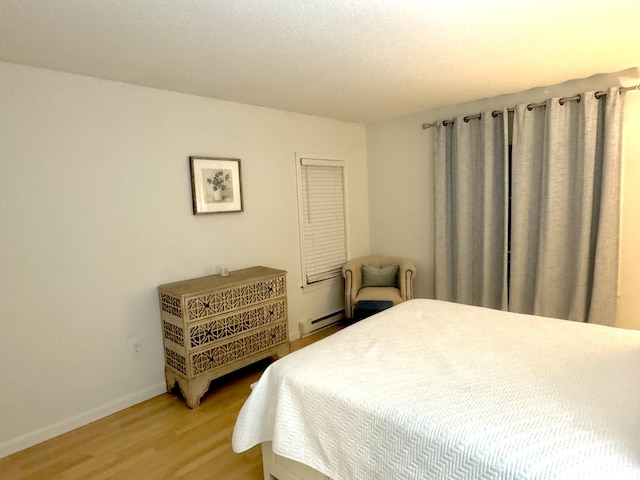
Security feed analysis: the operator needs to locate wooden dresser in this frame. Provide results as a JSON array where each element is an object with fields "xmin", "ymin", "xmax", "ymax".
[{"xmin": 158, "ymin": 266, "xmax": 290, "ymax": 408}]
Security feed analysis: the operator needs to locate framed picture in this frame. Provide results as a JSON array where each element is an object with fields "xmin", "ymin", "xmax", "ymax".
[{"xmin": 189, "ymin": 156, "xmax": 244, "ymax": 214}]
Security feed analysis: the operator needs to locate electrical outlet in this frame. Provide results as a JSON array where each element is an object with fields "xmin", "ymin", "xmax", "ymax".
[{"xmin": 130, "ymin": 338, "xmax": 143, "ymax": 357}]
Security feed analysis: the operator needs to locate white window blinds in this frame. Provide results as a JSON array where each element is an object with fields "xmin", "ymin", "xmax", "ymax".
[{"xmin": 299, "ymin": 158, "xmax": 347, "ymax": 284}]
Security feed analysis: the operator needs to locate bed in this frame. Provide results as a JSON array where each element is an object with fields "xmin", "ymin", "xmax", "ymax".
[{"xmin": 232, "ymin": 299, "xmax": 640, "ymax": 479}]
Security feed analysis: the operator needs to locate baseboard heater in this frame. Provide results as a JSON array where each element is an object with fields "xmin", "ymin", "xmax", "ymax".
[{"xmin": 299, "ymin": 310, "xmax": 344, "ymax": 338}]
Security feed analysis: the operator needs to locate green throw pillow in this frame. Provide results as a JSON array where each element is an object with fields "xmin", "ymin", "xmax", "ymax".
[{"xmin": 361, "ymin": 264, "xmax": 399, "ymax": 288}]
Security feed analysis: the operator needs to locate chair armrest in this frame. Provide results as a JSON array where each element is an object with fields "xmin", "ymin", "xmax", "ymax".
[
  {"xmin": 397, "ymin": 259, "xmax": 416, "ymax": 301},
  {"xmin": 342, "ymin": 259, "xmax": 364, "ymax": 318}
]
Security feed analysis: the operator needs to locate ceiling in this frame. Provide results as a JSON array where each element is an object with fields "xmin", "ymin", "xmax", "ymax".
[{"xmin": 0, "ymin": 0, "xmax": 638, "ymax": 124}]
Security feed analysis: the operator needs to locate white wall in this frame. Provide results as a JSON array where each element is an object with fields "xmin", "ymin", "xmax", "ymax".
[
  {"xmin": 366, "ymin": 118, "xmax": 434, "ymax": 298},
  {"xmin": 0, "ymin": 61, "xmax": 369, "ymax": 457},
  {"xmin": 367, "ymin": 69, "xmax": 640, "ymax": 329}
]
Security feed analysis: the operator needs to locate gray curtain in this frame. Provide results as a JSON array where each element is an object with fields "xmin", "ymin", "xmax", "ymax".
[
  {"xmin": 433, "ymin": 111, "xmax": 509, "ymax": 310},
  {"xmin": 509, "ymin": 87, "xmax": 625, "ymax": 325}
]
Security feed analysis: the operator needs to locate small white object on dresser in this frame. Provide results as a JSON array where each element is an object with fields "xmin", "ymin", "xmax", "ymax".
[{"xmin": 158, "ymin": 266, "xmax": 290, "ymax": 408}]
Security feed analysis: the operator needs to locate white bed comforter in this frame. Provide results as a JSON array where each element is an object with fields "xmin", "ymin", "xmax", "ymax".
[{"xmin": 232, "ymin": 299, "xmax": 640, "ymax": 479}]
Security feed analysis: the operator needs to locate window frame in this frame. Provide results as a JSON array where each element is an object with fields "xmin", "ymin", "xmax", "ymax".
[{"xmin": 295, "ymin": 153, "xmax": 350, "ymax": 289}]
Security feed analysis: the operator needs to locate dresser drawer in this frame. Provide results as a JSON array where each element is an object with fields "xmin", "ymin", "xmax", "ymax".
[
  {"xmin": 188, "ymin": 299, "xmax": 287, "ymax": 349},
  {"xmin": 190, "ymin": 322, "xmax": 288, "ymax": 376},
  {"xmin": 185, "ymin": 275, "xmax": 286, "ymax": 322}
]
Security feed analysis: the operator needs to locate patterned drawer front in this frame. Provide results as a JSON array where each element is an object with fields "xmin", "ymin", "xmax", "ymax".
[
  {"xmin": 186, "ymin": 275, "xmax": 285, "ymax": 321},
  {"xmin": 189, "ymin": 299, "xmax": 286, "ymax": 348},
  {"xmin": 191, "ymin": 323, "xmax": 288, "ymax": 376}
]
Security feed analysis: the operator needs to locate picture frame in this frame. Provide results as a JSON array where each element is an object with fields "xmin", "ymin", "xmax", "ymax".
[{"xmin": 189, "ymin": 156, "xmax": 244, "ymax": 214}]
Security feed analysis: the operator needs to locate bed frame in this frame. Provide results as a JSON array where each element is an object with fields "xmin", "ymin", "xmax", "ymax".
[{"xmin": 261, "ymin": 442, "xmax": 331, "ymax": 480}]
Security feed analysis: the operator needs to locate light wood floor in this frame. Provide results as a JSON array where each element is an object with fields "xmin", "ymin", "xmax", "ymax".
[{"xmin": 0, "ymin": 325, "xmax": 344, "ymax": 480}]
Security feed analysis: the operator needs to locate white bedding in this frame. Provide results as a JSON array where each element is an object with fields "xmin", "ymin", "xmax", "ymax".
[{"xmin": 232, "ymin": 299, "xmax": 640, "ymax": 479}]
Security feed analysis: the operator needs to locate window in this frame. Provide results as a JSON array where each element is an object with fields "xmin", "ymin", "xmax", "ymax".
[{"xmin": 296, "ymin": 155, "xmax": 348, "ymax": 286}]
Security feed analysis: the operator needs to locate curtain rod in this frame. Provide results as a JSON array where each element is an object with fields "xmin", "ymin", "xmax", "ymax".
[{"xmin": 421, "ymin": 84, "xmax": 640, "ymax": 129}]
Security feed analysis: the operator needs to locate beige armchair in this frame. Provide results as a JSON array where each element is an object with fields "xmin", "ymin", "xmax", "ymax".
[{"xmin": 342, "ymin": 256, "xmax": 416, "ymax": 318}]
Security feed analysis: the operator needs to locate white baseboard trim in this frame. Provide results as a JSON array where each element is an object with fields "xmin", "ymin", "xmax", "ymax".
[
  {"xmin": 0, "ymin": 382, "xmax": 167, "ymax": 460},
  {"xmin": 299, "ymin": 311, "xmax": 344, "ymax": 338}
]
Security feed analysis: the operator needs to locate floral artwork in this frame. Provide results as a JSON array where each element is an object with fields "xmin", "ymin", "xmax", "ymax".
[
  {"xmin": 204, "ymin": 169, "xmax": 234, "ymax": 203},
  {"xmin": 190, "ymin": 157, "xmax": 243, "ymax": 214}
]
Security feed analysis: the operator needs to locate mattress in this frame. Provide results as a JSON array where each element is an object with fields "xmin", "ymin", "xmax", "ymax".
[{"xmin": 232, "ymin": 299, "xmax": 640, "ymax": 479}]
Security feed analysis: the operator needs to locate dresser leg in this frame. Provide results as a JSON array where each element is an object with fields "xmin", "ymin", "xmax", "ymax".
[
  {"xmin": 274, "ymin": 342, "xmax": 291, "ymax": 359},
  {"xmin": 186, "ymin": 377, "xmax": 211, "ymax": 408},
  {"xmin": 165, "ymin": 370, "xmax": 202, "ymax": 408},
  {"xmin": 165, "ymin": 369, "xmax": 179, "ymax": 393}
]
